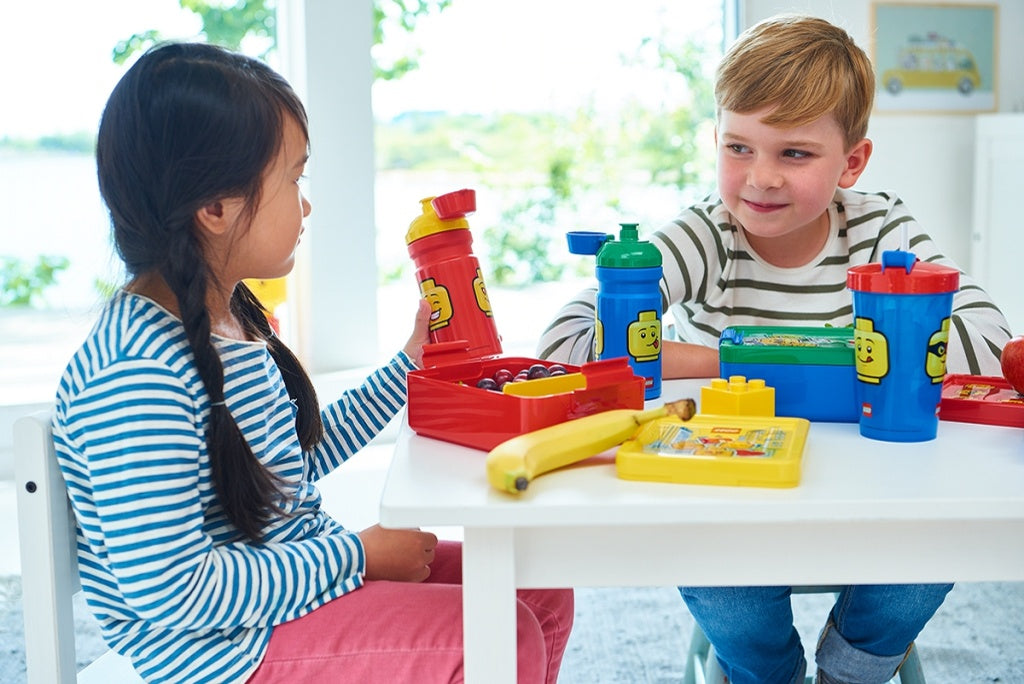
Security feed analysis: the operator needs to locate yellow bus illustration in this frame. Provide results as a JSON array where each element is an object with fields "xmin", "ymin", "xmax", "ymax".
[{"xmin": 880, "ymin": 34, "xmax": 981, "ymax": 95}]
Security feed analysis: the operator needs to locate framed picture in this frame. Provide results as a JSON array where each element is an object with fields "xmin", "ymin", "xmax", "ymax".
[{"xmin": 872, "ymin": 2, "xmax": 998, "ymax": 113}]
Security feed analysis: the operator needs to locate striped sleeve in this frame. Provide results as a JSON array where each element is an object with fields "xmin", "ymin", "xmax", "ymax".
[
  {"xmin": 846, "ymin": 192, "xmax": 1011, "ymax": 376},
  {"xmin": 307, "ymin": 351, "xmax": 417, "ymax": 478},
  {"xmin": 535, "ymin": 286, "xmax": 599, "ymax": 364},
  {"xmin": 57, "ymin": 358, "xmax": 364, "ymax": 633}
]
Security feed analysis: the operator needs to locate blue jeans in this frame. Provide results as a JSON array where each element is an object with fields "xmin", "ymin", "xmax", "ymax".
[{"xmin": 679, "ymin": 583, "xmax": 953, "ymax": 684}]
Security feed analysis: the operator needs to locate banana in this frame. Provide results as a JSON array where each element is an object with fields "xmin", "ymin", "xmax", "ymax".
[{"xmin": 486, "ymin": 398, "xmax": 696, "ymax": 494}]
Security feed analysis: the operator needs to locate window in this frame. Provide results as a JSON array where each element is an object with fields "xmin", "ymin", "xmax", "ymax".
[
  {"xmin": 0, "ymin": 2, "xmax": 208, "ymax": 403},
  {"xmin": 0, "ymin": 2, "xmax": 280, "ymax": 404},
  {"xmin": 369, "ymin": 1, "xmax": 726, "ymax": 357},
  {"xmin": 0, "ymin": 0, "xmax": 726, "ymax": 407}
]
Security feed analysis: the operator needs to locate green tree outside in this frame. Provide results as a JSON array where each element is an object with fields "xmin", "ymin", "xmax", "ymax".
[
  {"xmin": 1, "ymin": 1, "xmax": 718, "ymax": 306},
  {"xmin": 0, "ymin": 256, "xmax": 70, "ymax": 307}
]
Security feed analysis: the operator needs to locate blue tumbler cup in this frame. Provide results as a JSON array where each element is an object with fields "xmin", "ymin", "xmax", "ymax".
[{"xmin": 847, "ymin": 250, "xmax": 959, "ymax": 442}]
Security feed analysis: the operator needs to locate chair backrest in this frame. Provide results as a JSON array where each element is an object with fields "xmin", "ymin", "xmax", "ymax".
[{"xmin": 14, "ymin": 410, "xmax": 143, "ymax": 684}]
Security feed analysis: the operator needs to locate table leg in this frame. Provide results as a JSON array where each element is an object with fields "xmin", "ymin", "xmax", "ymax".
[{"xmin": 462, "ymin": 526, "xmax": 517, "ymax": 684}]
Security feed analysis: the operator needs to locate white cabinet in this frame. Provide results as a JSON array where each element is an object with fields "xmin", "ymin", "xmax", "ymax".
[{"xmin": 971, "ymin": 114, "xmax": 1024, "ymax": 335}]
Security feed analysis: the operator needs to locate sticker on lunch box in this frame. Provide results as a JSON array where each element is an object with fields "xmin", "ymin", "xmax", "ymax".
[
  {"xmin": 739, "ymin": 332, "xmax": 853, "ymax": 349},
  {"xmin": 643, "ymin": 422, "xmax": 792, "ymax": 458}
]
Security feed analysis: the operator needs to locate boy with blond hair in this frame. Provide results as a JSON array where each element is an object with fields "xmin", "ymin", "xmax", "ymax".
[{"xmin": 538, "ymin": 14, "xmax": 1010, "ymax": 684}]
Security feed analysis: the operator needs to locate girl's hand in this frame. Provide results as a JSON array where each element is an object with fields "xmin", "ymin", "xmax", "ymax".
[
  {"xmin": 402, "ymin": 297, "xmax": 432, "ymax": 368},
  {"xmin": 359, "ymin": 524, "xmax": 438, "ymax": 582}
]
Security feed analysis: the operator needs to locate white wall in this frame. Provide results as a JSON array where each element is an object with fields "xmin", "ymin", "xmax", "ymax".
[
  {"xmin": 971, "ymin": 113, "xmax": 1024, "ymax": 334},
  {"xmin": 281, "ymin": 1, "xmax": 380, "ymax": 373},
  {"xmin": 743, "ymin": 0, "xmax": 1024, "ymax": 275}
]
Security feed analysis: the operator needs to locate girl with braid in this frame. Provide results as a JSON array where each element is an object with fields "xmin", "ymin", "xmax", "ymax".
[{"xmin": 52, "ymin": 43, "xmax": 572, "ymax": 684}]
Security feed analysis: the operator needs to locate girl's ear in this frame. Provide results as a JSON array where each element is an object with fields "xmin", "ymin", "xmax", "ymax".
[
  {"xmin": 838, "ymin": 138, "xmax": 873, "ymax": 189},
  {"xmin": 194, "ymin": 198, "xmax": 244, "ymax": 236}
]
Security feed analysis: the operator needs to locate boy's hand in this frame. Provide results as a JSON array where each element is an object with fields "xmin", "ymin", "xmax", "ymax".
[
  {"xmin": 661, "ymin": 340, "xmax": 720, "ymax": 379},
  {"xmin": 358, "ymin": 524, "xmax": 438, "ymax": 582}
]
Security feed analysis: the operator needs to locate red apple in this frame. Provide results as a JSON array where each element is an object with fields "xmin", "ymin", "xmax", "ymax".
[{"xmin": 1002, "ymin": 335, "xmax": 1024, "ymax": 395}]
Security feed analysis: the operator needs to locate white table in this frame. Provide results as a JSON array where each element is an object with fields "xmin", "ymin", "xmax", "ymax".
[{"xmin": 379, "ymin": 379, "xmax": 1024, "ymax": 683}]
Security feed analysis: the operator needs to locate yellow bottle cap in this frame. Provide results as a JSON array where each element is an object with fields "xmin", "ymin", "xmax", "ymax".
[{"xmin": 405, "ymin": 196, "xmax": 470, "ymax": 244}]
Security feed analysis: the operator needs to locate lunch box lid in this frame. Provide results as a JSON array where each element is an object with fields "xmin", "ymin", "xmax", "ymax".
[{"xmin": 719, "ymin": 326, "xmax": 854, "ymax": 367}]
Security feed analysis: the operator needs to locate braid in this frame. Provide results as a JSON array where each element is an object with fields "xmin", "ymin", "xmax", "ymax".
[
  {"xmin": 96, "ymin": 42, "xmax": 315, "ymax": 543},
  {"xmin": 234, "ymin": 284, "xmax": 324, "ymax": 449},
  {"xmin": 163, "ymin": 232, "xmax": 284, "ymax": 542}
]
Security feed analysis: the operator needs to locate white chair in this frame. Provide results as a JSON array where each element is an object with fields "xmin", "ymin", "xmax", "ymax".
[{"xmin": 14, "ymin": 410, "xmax": 144, "ymax": 683}]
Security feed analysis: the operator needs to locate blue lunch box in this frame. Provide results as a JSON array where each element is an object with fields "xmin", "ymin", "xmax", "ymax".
[{"xmin": 718, "ymin": 326, "xmax": 858, "ymax": 422}]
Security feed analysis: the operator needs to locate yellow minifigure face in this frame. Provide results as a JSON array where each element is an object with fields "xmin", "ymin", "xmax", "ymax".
[
  {"xmin": 419, "ymin": 278, "xmax": 453, "ymax": 331},
  {"xmin": 627, "ymin": 310, "xmax": 661, "ymax": 363},
  {"xmin": 854, "ymin": 317, "xmax": 888, "ymax": 384},
  {"xmin": 925, "ymin": 317, "xmax": 950, "ymax": 383},
  {"xmin": 472, "ymin": 268, "xmax": 493, "ymax": 317}
]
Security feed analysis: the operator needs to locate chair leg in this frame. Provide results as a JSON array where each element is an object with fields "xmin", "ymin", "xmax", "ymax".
[
  {"xmin": 896, "ymin": 643, "xmax": 926, "ymax": 684},
  {"xmin": 703, "ymin": 645, "xmax": 728, "ymax": 684},
  {"xmin": 683, "ymin": 625, "xmax": 711, "ymax": 684}
]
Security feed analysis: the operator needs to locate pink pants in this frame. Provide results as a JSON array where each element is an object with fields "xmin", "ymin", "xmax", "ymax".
[{"xmin": 247, "ymin": 540, "xmax": 574, "ymax": 683}]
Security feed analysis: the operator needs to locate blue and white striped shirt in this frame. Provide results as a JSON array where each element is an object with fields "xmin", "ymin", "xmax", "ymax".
[{"xmin": 52, "ymin": 292, "xmax": 415, "ymax": 683}]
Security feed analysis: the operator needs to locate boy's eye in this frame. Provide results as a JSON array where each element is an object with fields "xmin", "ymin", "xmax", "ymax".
[
  {"xmin": 726, "ymin": 143, "xmax": 750, "ymax": 154},
  {"xmin": 783, "ymin": 149, "xmax": 811, "ymax": 159}
]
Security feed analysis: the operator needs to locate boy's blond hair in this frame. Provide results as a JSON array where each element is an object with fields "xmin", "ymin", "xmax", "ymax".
[{"xmin": 715, "ymin": 14, "xmax": 874, "ymax": 149}]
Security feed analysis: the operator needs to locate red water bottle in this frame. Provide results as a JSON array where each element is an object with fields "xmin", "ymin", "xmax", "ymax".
[{"xmin": 406, "ymin": 189, "xmax": 502, "ymax": 358}]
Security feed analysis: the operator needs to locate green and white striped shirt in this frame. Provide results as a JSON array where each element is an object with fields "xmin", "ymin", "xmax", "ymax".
[
  {"xmin": 538, "ymin": 189, "xmax": 1009, "ymax": 376},
  {"xmin": 53, "ymin": 292, "xmax": 415, "ymax": 683}
]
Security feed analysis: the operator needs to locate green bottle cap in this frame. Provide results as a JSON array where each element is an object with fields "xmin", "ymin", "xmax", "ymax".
[{"xmin": 596, "ymin": 223, "xmax": 661, "ymax": 268}]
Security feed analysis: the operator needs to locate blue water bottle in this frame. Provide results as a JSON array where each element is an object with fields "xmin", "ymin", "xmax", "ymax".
[{"xmin": 568, "ymin": 224, "xmax": 663, "ymax": 399}]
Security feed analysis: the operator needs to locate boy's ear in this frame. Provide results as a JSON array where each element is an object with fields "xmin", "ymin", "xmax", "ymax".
[
  {"xmin": 194, "ymin": 198, "xmax": 244, "ymax": 236},
  {"xmin": 838, "ymin": 138, "xmax": 873, "ymax": 188}
]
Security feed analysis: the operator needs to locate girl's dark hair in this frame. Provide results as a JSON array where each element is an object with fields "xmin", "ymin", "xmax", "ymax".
[{"xmin": 96, "ymin": 42, "xmax": 323, "ymax": 542}]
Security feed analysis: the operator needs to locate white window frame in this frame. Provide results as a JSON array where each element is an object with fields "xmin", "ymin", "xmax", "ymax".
[{"xmin": 279, "ymin": 0, "xmax": 379, "ymax": 373}]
